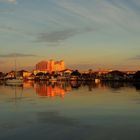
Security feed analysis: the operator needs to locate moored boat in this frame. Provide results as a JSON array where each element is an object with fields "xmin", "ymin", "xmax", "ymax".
[{"xmin": 6, "ymin": 78, "xmax": 23, "ymax": 85}]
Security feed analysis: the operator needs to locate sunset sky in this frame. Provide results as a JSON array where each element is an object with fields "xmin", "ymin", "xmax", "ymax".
[{"xmin": 0, "ymin": 0, "xmax": 140, "ymax": 72}]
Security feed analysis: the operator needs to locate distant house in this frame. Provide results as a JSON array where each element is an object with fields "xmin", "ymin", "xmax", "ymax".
[
  {"xmin": 5, "ymin": 71, "xmax": 15, "ymax": 79},
  {"xmin": 60, "ymin": 69, "xmax": 73, "ymax": 77},
  {"xmin": 23, "ymin": 71, "xmax": 35, "ymax": 80},
  {"xmin": 23, "ymin": 71, "xmax": 32, "ymax": 78},
  {"xmin": 5, "ymin": 70, "xmax": 31, "ymax": 79},
  {"xmin": 18, "ymin": 70, "xmax": 28, "ymax": 77}
]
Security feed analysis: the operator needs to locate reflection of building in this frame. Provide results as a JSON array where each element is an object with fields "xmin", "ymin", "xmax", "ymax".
[
  {"xmin": 23, "ymin": 81, "xmax": 34, "ymax": 88},
  {"xmin": 34, "ymin": 59, "xmax": 65, "ymax": 74},
  {"xmin": 35, "ymin": 82, "xmax": 71, "ymax": 97}
]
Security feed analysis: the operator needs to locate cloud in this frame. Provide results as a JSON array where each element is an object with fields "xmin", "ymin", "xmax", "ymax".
[
  {"xmin": 0, "ymin": 53, "xmax": 37, "ymax": 58},
  {"xmin": 8, "ymin": 0, "xmax": 16, "ymax": 3},
  {"xmin": 129, "ymin": 55, "xmax": 140, "ymax": 60},
  {"xmin": 53, "ymin": 0, "xmax": 140, "ymax": 32},
  {"xmin": 0, "ymin": 0, "xmax": 17, "ymax": 4},
  {"xmin": 0, "ymin": 25, "xmax": 18, "ymax": 32},
  {"xmin": 0, "ymin": 0, "xmax": 17, "ymax": 13},
  {"xmin": 37, "ymin": 27, "xmax": 93, "ymax": 44},
  {"xmin": 0, "ymin": 25, "xmax": 34, "ymax": 37},
  {"xmin": 0, "ymin": 9, "xmax": 15, "ymax": 13}
]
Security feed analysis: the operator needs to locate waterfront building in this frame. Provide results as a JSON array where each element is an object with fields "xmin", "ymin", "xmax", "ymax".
[
  {"xmin": 23, "ymin": 71, "xmax": 32, "ymax": 78},
  {"xmin": 60, "ymin": 69, "xmax": 73, "ymax": 77},
  {"xmin": 5, "ymin": 71, "xmax": 15, "ymax": 78},
  {"xmin": 34, "ymin": 59, "xmax": 65, "ymax": 74}
]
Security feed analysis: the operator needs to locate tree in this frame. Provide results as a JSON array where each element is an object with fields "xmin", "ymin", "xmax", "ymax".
[
  {"xmin": 108, "ymin": 70, "xmax": 125, "ymax": 77},
  {"xmin": 71, "ymin": 70, "xmax": 81, "ymax": 76},
  {"xmin": 36, "ymin": 72, "xmax": 45, "ymax": 76},
  {"xmin": 0, "ymin": 72, "xmax": 5, "ymax": 78},
  {"xmin": 134, "ymin": 71, "xmax": 140, "ymax": 81},
  {"xmin": 88, "ymin": 69, "xmax": 92, "ymax": 74}
]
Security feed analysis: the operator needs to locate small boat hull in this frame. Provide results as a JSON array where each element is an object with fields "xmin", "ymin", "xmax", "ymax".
[{"xmin": 6, "ymin": 79, "xmax": 23, "ymax": 85}]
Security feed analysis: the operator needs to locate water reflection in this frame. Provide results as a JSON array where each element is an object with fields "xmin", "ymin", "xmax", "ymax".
[
  {"xmin": 1, "ymin": 80, "xmax": 140, "ymax": 97},
  {"xmin": 34, "ymin": 82, "xmax": 72, "ymax": 97},
  {"xmin": 23, "ymin": 81, "xmax": 34, "ymax": 89},
  {"xmin": 37, "ymin": 111, "xmax": 80, "ymax": 127},
  {"xmin": 133, "ymin": 82, "xmax": 140, "ymax": 91},
  {"xmin": 0, "ymin": 81, "xmax": 140, "ymax": 140},
  {"xmin": 32, "ymin": 81, "xmax": 140, "ymax": 96},
  {"xmin": 69, "ymin": 81, "xmax": 140, "ymax": 92}
]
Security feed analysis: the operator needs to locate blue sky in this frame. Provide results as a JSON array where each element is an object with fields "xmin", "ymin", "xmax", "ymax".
[{"xmin": 0, "ymin": 0, "xmax": 140, "ymax": 71}]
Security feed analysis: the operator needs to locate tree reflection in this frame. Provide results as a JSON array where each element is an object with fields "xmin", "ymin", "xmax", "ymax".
[
  {"xmin": 70, "ymin": 81, "xmax": 82, "ymax": 89},
  {"xmin": 133, "ymin": 83, "xmax": 140, "ymax": 92},
  {"xmin": 23, "ymin": 81, "xmax": 140, "ymax": 97}
]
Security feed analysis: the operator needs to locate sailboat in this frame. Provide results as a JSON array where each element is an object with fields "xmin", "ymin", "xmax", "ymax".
[
  {"xmin": 6, "ymin": 55, "xmax": 23, "ymax": 85},
  {"xmin": 6, "ymin": 78, "xmax": 23, "ymax": 85}
]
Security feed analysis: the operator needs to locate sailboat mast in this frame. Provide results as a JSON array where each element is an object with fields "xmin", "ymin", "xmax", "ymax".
[{"xmin": 15, "ymin": 54, "xmax": 17, "ymax": 78}]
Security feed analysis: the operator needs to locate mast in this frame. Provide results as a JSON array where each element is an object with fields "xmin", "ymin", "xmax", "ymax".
[{"xmin": 15, "ymin": 54, "xmax": 17, "ymax": 78}]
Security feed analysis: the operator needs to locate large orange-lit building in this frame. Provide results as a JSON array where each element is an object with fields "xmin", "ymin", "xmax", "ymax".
[{"xmin": 35, "ymin": 59, "xmax": 65, "ymax": 74}]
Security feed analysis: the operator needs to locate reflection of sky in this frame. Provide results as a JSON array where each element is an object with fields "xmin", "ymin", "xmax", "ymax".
[{"xmin": 0, "ymin": 0, "xmax": 140, "ymax": 71}]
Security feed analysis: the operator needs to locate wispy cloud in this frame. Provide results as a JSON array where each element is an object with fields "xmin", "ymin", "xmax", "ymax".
[
  {"xmin": 0, "ymin": 0, "xmax": 17, "ymax": 4},
  {"xmin": 0, "ymin": 25, "xmax": 34, "ymax": 37},
  {"xmin": 0, "ymin": 0, "xmax": 17, "ymax": 13},
  {"xmin": 0, "ymin": 8, "xmax": 15, "ymax": 13},
  {"xmin": 129, "ymin": 55, "xmax": 140, "ymax": 60},
  {"xmin": 0, "ymin": 53, "xmax": 37, "ymax": 58},
  {"xmin": 0, "ymin": 25, "xmax": 19, "ymax": 32},
  {"xmin": 37, "ymin": 27, "xmax": 94, "ymax": 44},
  {"xmin": 53, "ymin": 0, "xmax": 140, "ymax": 31}
]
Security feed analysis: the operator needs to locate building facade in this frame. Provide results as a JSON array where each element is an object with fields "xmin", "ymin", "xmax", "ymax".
[{"xmin": 34, "ymin": 59, "xmax": 65, "ymax": 74}]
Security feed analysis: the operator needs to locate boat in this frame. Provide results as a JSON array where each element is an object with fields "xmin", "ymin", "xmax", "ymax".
[
  {"xmin": 5, "ymin": 55, "xmax": 23, "ymax": 85},
  {"xmin": 6, "ymin": 78, "xmax": 23, "ymax": 85}
]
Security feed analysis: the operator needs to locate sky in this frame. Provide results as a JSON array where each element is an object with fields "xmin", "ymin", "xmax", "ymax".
[{"xmin": 0, "ymin": 0, "xmax": 140, "ymax": 72}]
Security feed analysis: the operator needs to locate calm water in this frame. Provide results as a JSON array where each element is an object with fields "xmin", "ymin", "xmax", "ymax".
[{"xmin": 0, "ymin": 81, "xmax": 140, "ymax": 140}]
